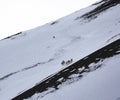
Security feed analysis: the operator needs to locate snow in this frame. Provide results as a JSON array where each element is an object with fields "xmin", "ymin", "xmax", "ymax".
[
  {"xmin": 40, "ymin": 55, "xmax": 120, "ymax": 100},
  {"xmin": 0, "ymin": 1, "xmax": 120, "ymax": 100}
]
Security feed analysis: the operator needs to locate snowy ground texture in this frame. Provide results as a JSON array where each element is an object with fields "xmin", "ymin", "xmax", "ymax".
[{"xmin": 0, "ymin": 0, "xmax": 120, "ymax": 100}]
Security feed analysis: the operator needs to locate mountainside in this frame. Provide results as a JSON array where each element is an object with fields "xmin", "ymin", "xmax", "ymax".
[
  {"xmin": 0, "ymin": 0, "xmax": 120, "ymax": 100},
  {"xmin": 12, "ymin": 39, "xmax": 120, "ymax": 100}
]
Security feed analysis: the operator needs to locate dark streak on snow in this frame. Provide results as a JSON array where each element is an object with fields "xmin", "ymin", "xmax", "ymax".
[
  {"xmin": 12, "ymin": 39, "xmax": 120, "ymax": 100},
  {"xmin": 92, "ymin": 0, "xmax": 105, "ymax": 6},
  {"xmin": 75, "ymin": 0, "xmax": 120, "ymax": 21},
  {"xmin": 1, "ymin": 32, "xmax": 23, "ymax": 40},
  {"xmin": 0, "ymin": 58, "xmax": 54, "ymax": 81},
  {"xmin": 0, "ymin": 71, "xmax": 19, "ymax": 81},
  {"xmin": 21, "ymin": 58, "xmax": 54, "ymax": 71},
  {"xmin": 106, "ymin": 33, "xmax": 120, "ymax": 43},
  {"xmin": 50, "ymin": 21, "xmax": 58, "ymax": 25}
]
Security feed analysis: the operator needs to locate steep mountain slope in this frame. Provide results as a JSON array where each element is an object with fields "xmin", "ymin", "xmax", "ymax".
[
  {"xmin": 0, "ymin": 0, "xmax": 120, "ymax": 100},
  {"xmin": 12, "ymin": 39, "xmax": 120, "ymax": 100}
]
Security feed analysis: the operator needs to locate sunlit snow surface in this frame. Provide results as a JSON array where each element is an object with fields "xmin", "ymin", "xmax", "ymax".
[{"xmin": 0, "ymin": 0, "xmax": 120, "ymax": 100}]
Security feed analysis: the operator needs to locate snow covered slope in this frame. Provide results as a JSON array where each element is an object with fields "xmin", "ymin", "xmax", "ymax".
[
  {"xmin": 12, "ymin": 39, "xmax": 120, "ymax": 100},
  {"xmin": 0, "ymin": 0, "xmax": 120, "ymax": 100}
]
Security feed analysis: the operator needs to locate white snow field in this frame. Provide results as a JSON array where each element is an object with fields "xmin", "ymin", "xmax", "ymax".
[{"xmin": 0, "ymin": 0, "xmax": 120, "ymax": 100}]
